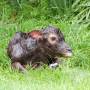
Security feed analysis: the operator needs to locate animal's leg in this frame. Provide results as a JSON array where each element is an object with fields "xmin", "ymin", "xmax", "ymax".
[
  {"xmin": 31, "ymin": 62, "xmax": 44, "ymax": 69},
  {"xmin": 11, "ymin": 62, "xmax": 27, "ymax": 73},
  {"xmin": 49, "ymin": 57, "xmax": 60, "ymax": 69}
]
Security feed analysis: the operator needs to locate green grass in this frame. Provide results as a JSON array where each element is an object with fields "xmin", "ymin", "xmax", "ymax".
[
  {"xmin": 0, "ymin": 67, "xmax": 90, "ymax": 90},
  {"xmin": 0, "ymin": 19, "xmax": 90, "ymax": 90}
]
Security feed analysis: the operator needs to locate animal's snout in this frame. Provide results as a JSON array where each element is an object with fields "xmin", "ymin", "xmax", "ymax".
[
  {"xmin": 65, "ymin": 48, "xmax": 72, "ymax": 57},
  {"xmin": 66, "ymin": 48, "xmax": 72, "ymax": 52}
]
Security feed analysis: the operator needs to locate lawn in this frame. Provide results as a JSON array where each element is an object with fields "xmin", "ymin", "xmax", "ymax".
[{"xmin": 0, "ymin": 19, "xmax": 90, "ymax": 90}]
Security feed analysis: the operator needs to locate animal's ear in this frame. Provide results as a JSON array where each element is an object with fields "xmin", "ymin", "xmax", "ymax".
[
  {"xmin": 43, "ymin": 32, "xmax": 48, "ymax": 39},
  {"xmin": 38, "ymin": 32, "xmax": 48, "ymax": 43}
]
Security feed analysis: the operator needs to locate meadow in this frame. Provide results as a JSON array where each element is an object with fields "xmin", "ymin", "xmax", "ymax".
[{"xmin": 0, "ymin": 0, "xmax": 90, "ymax": 90}]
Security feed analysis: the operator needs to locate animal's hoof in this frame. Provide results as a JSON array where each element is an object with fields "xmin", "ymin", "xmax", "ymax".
[{"xmin": 49, "ymin": 63, "xmax": 59, "ymax": 69}]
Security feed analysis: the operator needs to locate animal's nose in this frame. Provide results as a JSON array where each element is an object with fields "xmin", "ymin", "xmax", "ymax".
[{"xmin": 67, "ymin": 48, "xmax": 72, "ymax": 52}]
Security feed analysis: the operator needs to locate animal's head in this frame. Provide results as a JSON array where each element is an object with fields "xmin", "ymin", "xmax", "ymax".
[{"xmin": 41, "ymin": 26, "xmax": 72, "ymax": 57}]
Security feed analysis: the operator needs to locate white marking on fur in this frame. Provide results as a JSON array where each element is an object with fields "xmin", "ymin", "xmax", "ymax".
[{"xmin": 49, "ymin": 63, "xmax": 58, "ymax": 68}]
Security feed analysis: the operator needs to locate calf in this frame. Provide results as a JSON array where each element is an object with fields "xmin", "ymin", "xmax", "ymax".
[
  {"xmin": 7, "ymin": 26, "xmax": 72, "ymax": 72},
  {"xmin": 41, "ymin": 26, "xmax": 72, "ymax": 68}
]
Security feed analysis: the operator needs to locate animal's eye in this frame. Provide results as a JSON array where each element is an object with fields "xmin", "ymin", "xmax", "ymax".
[{"xmin": 51, "ymin": 37, "xmax": 56, "ymax": 41}]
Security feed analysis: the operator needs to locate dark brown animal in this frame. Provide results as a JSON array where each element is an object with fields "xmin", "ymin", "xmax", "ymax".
[
  {"xmin": 42, "ymin": 26, "xmax": 72, "ymax": 57},
  {"xmin": 41, "ymin": 26, "xmax": 72, "ymax": 68},
  {"xmin": 7, "ymin": 26, "xmax": 72, "ymax": 72}
]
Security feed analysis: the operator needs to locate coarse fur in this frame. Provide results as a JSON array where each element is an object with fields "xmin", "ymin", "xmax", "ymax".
[{"xmin": 7, "ymin": 26, "xmax": 72, "ymax": 72}]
